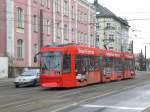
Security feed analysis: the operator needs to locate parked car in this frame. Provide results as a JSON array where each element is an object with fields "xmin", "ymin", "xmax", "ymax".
[{"xmin": 14, "ymin": 69, "xmax": 40, "ymax": 88}]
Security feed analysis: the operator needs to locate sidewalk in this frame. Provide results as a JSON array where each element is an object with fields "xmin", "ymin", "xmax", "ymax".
[
  {"xmin": 0, "ymin": 78, "xmax": 14, "ymax": 82},
  {"xmin": 136, "ymin": 70, "xmax": 150, "ymax": 74},
  {"xmin": 0, "ymin": 78, "xmax": 14, "ymax": 87}
]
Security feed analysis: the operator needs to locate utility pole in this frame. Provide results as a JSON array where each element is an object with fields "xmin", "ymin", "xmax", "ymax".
[
  {"xmin": 131, "ymin": 40, "xmax": 133, "ymax": 54},
  {"xmin": 40, "ymin": 9, "xmax": 43, "ymax": 48},
  {"xmin": 145, "ymin": 45, "xmax": 147, "ymax": 71}
]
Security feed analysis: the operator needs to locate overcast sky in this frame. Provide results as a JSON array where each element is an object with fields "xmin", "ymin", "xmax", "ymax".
[{"xmin": 88, "ymin": 0, "xmax": 150, "ymax": 57}]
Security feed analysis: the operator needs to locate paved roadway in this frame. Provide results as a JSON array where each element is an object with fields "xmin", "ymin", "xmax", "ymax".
[
  {"xmin": 0, "ymin": 71, "xmax": 150, "ymax": 112},
  {"xmin": 60, "ymin": 81, "xmax": 150, "ymax": 112}
]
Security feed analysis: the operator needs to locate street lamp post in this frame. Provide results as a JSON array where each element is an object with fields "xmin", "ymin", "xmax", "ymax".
[{"xmin": 144, "ymin": 43, "xmax": 150, "ymax": 71}]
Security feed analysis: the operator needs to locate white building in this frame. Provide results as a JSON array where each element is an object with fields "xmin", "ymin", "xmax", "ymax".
[{"xmin": 94, "ymin": 0, "xmax": 130, "ymax": 52}]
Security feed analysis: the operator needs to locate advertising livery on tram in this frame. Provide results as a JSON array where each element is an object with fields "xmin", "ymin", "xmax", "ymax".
[{"xmin": 34, "ymin": 44, "xmax": 135, "ymax": 88}]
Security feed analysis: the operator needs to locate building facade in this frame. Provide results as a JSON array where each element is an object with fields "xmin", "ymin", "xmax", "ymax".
[
  {"xmin": 94, "ymin": 0, "xmax": 130, "ymax": 52},
  {"xmin": 0, "ymin": 0, "xmax": 96, "ymax": 77}
]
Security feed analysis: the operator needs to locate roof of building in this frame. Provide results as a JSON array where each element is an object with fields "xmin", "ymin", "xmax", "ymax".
[{"xmin": 93, "ymin": 0, "xmax": 129, "ymax": 26}]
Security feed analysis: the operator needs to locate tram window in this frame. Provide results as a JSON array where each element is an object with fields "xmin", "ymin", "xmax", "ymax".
[
  {"xmin": 89, "ymin": 57, "xmax": 95, "ymax": 71},
  {"xmin": 76, "ymin": 55, "xmax": 89, "ymax": 73},
  {"xmin": 63, "ymin": 54, "xmax": 71, "ymax": 73},
  {"xmin": 114, "ymin": 58, "xmax": 123, "ymax": 72},
  {"xmin": 94, "ymin": 57, "xmax": 100, "ymax": 71},
  {"xmin": 129, "ymin": 60, "xmax": 134, "ymax": 70},
  {"xmin": 75, "ymin": 56, "xmax": 99, "ymax": 73},
  {"xmin": 124, "ymin": 59, "xmax": 134, "ymax": 70},
  {"xmin": 99, "ymin": 56, "xmax": 103, "ymax": 69},
  {"xmin": 75, "ymin": 56, "xmax": 81, "ymax": 73},
  {"xmin": 125, "ymin": 60, "xmax": 128, "ymax": 68},
  {"xmin": 104, "ymin": 57, "xmax": 113, "ymax": 67},
  {"xmin": 104, "ymin": 57, "xmax": 113, "ymax": 75}
]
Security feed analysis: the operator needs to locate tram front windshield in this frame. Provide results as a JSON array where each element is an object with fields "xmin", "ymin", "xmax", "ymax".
[{"xmin": 41, "ymin": 52, "xmax": 62, "ymax": 74}]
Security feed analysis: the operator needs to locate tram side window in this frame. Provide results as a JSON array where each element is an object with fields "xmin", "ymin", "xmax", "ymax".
[
  {"xmin": 99, "ymin": 56, "xmax": 103, "ymax": 69},
  {"xmin": 125, "ymin": 60, "xmax": 133, "ymax": 70},
  {"xmin": 94, "ymin": 57, "xmax": 100, "ymax": 71},
  {"xmin": 89, "ymin": 57, "xmax": 94, "ymax": 71},
  {"xmin": 75, "ymin": 56, "xmax": 81, "ymax": 73},
  {"xmin": 88, "ymin": 56, "xmax": 100, "ymax": 72},
  {"xmin": 104, "ymin": 57, "xmax": 113, "ymax": 74},
  {"xmin": 124, "ymin": 60, "xmax": 128, "ymax": 69},
  {"xmin": 63, "ymin": 54, "xmax": 71, "ymax": 73},
  {"xmin": 129, "ymin": 60, "xmax": 134, "ymax": 71},
  {"xmin": 75, "ymin": 56, "xmax": 89, "ymax": 73},
  {"xmin": 119, "ymin": 59, "xmax": 123, "ymax": 71},
  {"xmin": 75, "ymin": 56, "xmax": 99, "ymax": 73},
  {"xmin": 113, "ymin": 58, "xmax": 117, "ymax": 71},
  {"xmin": 114, "ymin": 58, "xmax": 123, "ymax": 72},
  {"xmin": 104, "ymin": 57, "xmax": 113, "ymax": 68}
]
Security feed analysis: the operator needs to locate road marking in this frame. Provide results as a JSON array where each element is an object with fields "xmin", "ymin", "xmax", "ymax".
[
  {"xmin": 0, "ymin": 87, "xmax": 40, "ymax": 98},
  {"xmin": 51, "ymin": 103, "xmax": 78, "ymax": 112},
  {"xmin": 51, "ymin": 90, "xmax": 116, "ymax": 112},
  {"xmin": 77, "ymin": 89, "xmax": 116, "ymax": 104},
  {"xmin": 82, "ymin": 104, "xmax": 145, "ymax": 110}
]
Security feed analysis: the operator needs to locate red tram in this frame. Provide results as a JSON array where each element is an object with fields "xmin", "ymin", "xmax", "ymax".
[
  {"xmin": 35, "ymin": 44, "xmax": 135, "ymax": 88},
  {"xmin": 101, "ymin": 50, "xmax": 124, "ymax": 82},
  {"xmin": 123, "ymin": 52, "xmax": 135, "ymax": 79}
]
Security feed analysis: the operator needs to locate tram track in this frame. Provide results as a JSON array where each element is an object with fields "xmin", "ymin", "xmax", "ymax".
[
  {"xmin": 1, "ymin": 77, "xmax": 150, "ymax": 112},
  {"xmin": 0, "ymin": 72, "xmax": 150, "ymax": 112}
]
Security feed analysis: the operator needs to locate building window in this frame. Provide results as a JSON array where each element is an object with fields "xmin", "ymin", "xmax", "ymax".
[
  {"xmin": 34, "ymin": 44, "xmax": 38, "ymax": 55},
  {"xmin": 46, "ymin": 19, "xmax": 50, "ymax": 35},
  {"xmin": 109, "ymin": 34, "xmax": 114, "ymax": 41},
  {"xmin": 90, "ymin": 34, "xmax": 94, "ymax": 47},
  {"xmin": 96, "ymin": 23, "xmax": 100, "ymax": 30},
  {"xmin": 64, "ymin": 25, "xmax": 68, "ymax": 40},
  {"xmin": 55, "ymin": 0, "xmax": 61, "ymax": 12},
  {"xmin": 80, "ymin": 12, "xmax": 84, "ymax": 23},
  {"xmin": 79, "ymin": 11, "xmax": 82, "ymax": 22},
  {"xmin": 56, "ymin": 23, "xmax": 61, "ymax": 39},
  {"xmin": 77, "ymin": 31, "xmax": 80, "ymax": 43},
  {"xmin": 33, "ymin": 0, "xmax": 38, "ymax": 3},
  {"xmin": 84, "ymin": 33, "xmax": 87, "ymax": 44},
  {"xmin": 71, "ymin": 5, "xmax": 75, "ymax": 19},
  {"xmin": 17, "ymin": 39, "xmax": 23, "ymax": 58},
  {"xmin": 77, "ymin": 10, "xmax": 80, "ymax": 21},
  {"xmin": 72, "ymin": 28, "xmax": 75, "ymax": 42},
  {"xmin": 106, "ymin": 23, "xmax": 111, "ymax": 28},
  {"xmin": 40, "ymin": 0, "xmax": 45, "ymax": 6},
  {"xmin": 90, "ymin": 15, "xmax": 93, "ymax": 24},
  {"xmin": 80, "ymin": 32, "xmax": 83, "ymax": 43},
  {"xmin": 84, "ymin": 13, "xmax": 87, "ymax": 23},
  {"xmin": 45, "ymin": 0, "xmax": 50, "ymax": 8},
  {"xmin": 64, "ymin": 0, "xmax": 69, "ymax": 16},
  {"xmin": 33, "ymin": 15, "xmax": 38, "ymax": 32},
  {"xmin": 16, "ymin": 7, "xmax": 24, "ymax": 28}
]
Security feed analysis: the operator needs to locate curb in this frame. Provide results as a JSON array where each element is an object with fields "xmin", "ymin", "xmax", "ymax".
[
  {"xmin": 0, "ymin": 78, "xmax": 14, "ymax": 81},
  {"xmin": 0, "ymin": 78, "xmax": 14, "ymax": 87}
]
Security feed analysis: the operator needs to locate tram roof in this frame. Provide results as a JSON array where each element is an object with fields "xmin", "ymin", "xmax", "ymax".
[{"xmin": 40, "ymin": 44, "xmax": 100, "ymax": 56}]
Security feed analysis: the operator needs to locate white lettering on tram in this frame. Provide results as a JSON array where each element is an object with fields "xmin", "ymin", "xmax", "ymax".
[
  {"xmin": 125, "ymin": 55, "xmax": 134, "ymax": 59},
  {"xmin": 106, "ymin": 52, "xmax": 114, "ymax": 57},
  {"xmin": 114, "ymin": 53, "xmax": 121, "ymax": 57},
  {"xmin": 78, "ymin": 49, "xmax": 95, "ymax": 55}
]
